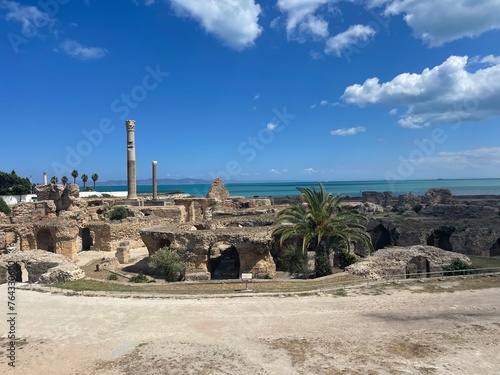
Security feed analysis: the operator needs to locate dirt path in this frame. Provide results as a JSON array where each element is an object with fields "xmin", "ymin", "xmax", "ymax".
[{"xmin": 1, "ymin": 282, "xmax": 499, "ymax": 374}]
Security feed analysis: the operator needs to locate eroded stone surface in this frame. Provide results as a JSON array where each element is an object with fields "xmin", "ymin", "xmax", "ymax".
[
  {"xmin": 140, "ymin": 225, "xmax": 276, "ymax": 278},
  {"xmin": 0, "ymin": 249, "xmax": 85, "ymax": 284},
  {"xmin": 346, "ymin": 245, "xmax": 471, "ymax": 279},
  {"xmin": 206, "ymin": 177, "xmax": 230, "ymax": 202}
]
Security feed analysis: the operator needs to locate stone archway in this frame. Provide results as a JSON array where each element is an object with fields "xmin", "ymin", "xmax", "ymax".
[
  {"xmin": 81, "ymin": 228, "xmax": 93, "ymax": 251},
  {"xmin": 36, "ymin": 229, "xmax": 55, "ymax": 253},
  {"xmin": 371, "ymin": 224, "xmax": 392, "ymax": 250},
  {"xmin": 427, "ymin": 227, "xmax": 454, "ymax": 251},
  {"xmin": 490, "ymin": 238, "xmax": 500, "ymax": 257},
  {"xmin": 11, "ymin": 263, "xmax": 22, "ymax": 282},
  {"xmin": 406, "ymin": 256, "xmax": 430, "ymax": 279},
  {"xmin": 209, "ymin": 242, "xmax": 240, "ymax": 279}
]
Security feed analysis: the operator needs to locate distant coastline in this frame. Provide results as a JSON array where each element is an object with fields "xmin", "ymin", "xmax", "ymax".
[{"xmin": 90, "ymin": 178, "xmax": 500, "ymax": 198}]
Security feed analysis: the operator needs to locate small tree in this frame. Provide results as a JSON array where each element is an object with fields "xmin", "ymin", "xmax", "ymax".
[
  {"xmin": 81, "ymin": 174, "xmax": 88, "ymax": 189},
  {"xmin": 443, "ymin": 259, "xmax": 477, "ymax": 276},
  {"xmin": 50, "ymin": 176, "xmax": 58, "ymax": 184},
  {"xmin": 280, "ymin": 244, "xmax": 311, "ymax": 278},
  {"xmin": 273, "ymin": 183, "xmax": 372, "ymax": 278},
  {"xmin": 149, "ymin": 247, "xmax": 186, "ymax": 282},
  {"xmin": 61, "ymin": 176, "xmax": 68, "ymax": 186},
  {"xmin": 0, "ymin": 198, "xmax": 11, "ymax": 215},
  {"xmin": 109, "ymin": 206, "xmax": 128, "ymax": 220},
  {"xmin": 71, "ymin": 170, "xmax": 78, "ymax": 184},
  {"xmin": 91, "ymin": 173, "xmax": 98, "ymax": 191}
]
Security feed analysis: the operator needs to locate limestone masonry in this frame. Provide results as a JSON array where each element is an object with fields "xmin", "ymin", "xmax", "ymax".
[{"xmin": 1, "ymin": 182, "xmax": 499, "ymax": 283}]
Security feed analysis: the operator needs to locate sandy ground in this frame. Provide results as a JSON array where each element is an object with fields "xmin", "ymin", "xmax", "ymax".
[{"xmin": 1, "ymin": 282, "xmax": 499, "ymax": 375}]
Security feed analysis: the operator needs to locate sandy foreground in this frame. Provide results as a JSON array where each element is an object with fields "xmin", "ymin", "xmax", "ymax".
[{"xmin": 1, "ymin": 282, "xmax": 499, "ymax": 375}]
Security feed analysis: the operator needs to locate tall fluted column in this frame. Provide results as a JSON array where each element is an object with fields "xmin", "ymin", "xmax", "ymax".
[
  {"xmin": 43, "ymin": 172, "xmax": 47, "ymax": 185},
  {"xmin": 152, "ymin": 161, "xmax": 158, "ymax": 200},
  {"xmin": 126, "ymin": 120, "xmax": 137, "ymax": 199}
]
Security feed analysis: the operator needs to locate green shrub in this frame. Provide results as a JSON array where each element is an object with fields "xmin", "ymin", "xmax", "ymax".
[
  {"xmin": 314, "ymin": 247, "xmax": 332, "ymax": 278},
  {"xmin": 412, "ymin": 204, "xmax": 423, "ymax": 213},
  {"xmin": 0, "ymin": 198, "xmax": 11, "ymax": 215},
  {"xmin": 337, "ymin": 248, "xmax": 357, "ymax": 269},
  {"xmin": 109, "ymin": 206, "xmax": 128, "ymax": 220},
  {"xmin": 107, "ymin": 274, "xmax": 118, "ymax": 281},
  {"xmin": 280, "ymin": 244, "xmax": 310, "ymax": 278},
  {"xmin": 129, "ymin": 273, "xmax": 148, "ymax": 283},
  {"xmin": 149, "ymin": 247, "xmax": 186, "ymax": 282},
  {"xmin": 443, "ymin": 258, "xmax": 478, "ymax": 276},
  {"xmin": 101, "ymin": 193, "xmax": 112, "ymax": 198}
]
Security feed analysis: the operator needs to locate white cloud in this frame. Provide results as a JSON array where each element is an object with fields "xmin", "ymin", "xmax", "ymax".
[
  {"xmin": 303, "ymin": 167, "xmax": 318, "ymax": 174},
  {"xmin": 169, "ymin": 0, "xmax": 262, "ymax": 50},
  {"xmin": 270, "ymin": 168, "xmax": 288, "ymax": 175},
  {"xmin": 389, "ymin": 108, "xmax": 397, "ymax": 115},
  {"xmin": 325, "ymin": 24, "xmax": 375, "ymax": 56},
  {"xmin": 411, "ymin": 147, "xmax": 500, "ymax": 169},
  {"xmin": 60, "ymin": 39, "xmax": 108, "ymax": 60},
  {"xmin": 299, "ymin": 15, "xmax": 329, "ymax": 38},
  {"xmin": 342, "ymin": 55, "xmax": 500, "ymax": 128},
  {"xmin": 382, "ymin": 0, "xmax": 500, "ymax": 46},
  {"xmin": 320, "ymin": 99, "xmax": 328, "ymax": 106},
  {"xmin": 277, "ymin": 0, "xmax": 332, "ymax": 40},
  {"xmin": 482, "ymin": 55, "xmax": 500, "ymax": 65},
  {"xmin": 266, "ymin": 122, "xmax": 278, "ymax": 130},
  {"xmin": 330, "ymin": 126, "xmax": 366, "ymax": 136},
  {"xmin": 0, "ymin": 0, "xmax": 55, "ymax": 36},
  {"xmin": 253, "ymin": 92, "xmax": 261, "ymax": 100},
  {"xmin": 309, "ymin": 50, "xmax": 323, "ymax": 59}
]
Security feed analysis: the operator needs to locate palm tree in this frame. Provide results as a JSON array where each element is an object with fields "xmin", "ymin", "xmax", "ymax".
[
  {"xmin": 91, "ymin": 173, "xmax": 98, "ymax": 191},
  {"xmin": 81, "ymin": 174, "xmax": 88, "ymax": 189},
  {"xmin": 71, "ymin": 170, "xmax": 78, "ymax": 184},
  {"xmin": 50, "ymin": 176, "xmax": 58, "ymax": 184},
  {"xmin": 61, "ymin": 176, "xmax": 68, "ymax": 186},
  {"xmin": 272, "ymin": 183, "xmax": 372, "ymax": 277}
]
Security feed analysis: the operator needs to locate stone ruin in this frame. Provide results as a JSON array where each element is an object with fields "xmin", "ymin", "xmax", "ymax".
[
  {"xmin": 206, "ymin": 177, "xmax": 230, "ymax": 201},
  {"xmin": 0, "ymin": 250, "xmax": 85, "ymax": 284},
  {"xmin": 346, "ymin": 245, "xmax": 472, "ymax": 279},
  {"xmin": 1, "ymin": 179, "xmax": 500, "ymax": 284},
  {"xmin": 0, "ymin": 184, "xmax": 191, "ymax": 260},
  {"xmin": 140, "ymin": 224, "xmax": 276, "ymax": 280}
]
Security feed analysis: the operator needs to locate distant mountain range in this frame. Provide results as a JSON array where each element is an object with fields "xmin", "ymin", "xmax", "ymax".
[{"xmin": 97, "ymin": 178, "xmax": 212, "ymax": 186}]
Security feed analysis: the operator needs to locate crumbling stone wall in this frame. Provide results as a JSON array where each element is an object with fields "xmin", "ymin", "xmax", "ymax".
[
  {"xmin": 34, "ymin": 184, "xmax": 86, "ymax": 213},
  {"xmin": 206, "ymin": 177, "xmax": 230, "ymax": 201},
  {"xmin": 362, "ymin": 191, "xmax": 393, "ymax": 207},
  {"xmin": 0, "ymin": 250, "xmax": 85, "ymax": 284},
  {"xmin": 140, "ymin": 225, "xmax": 276, "ymax": 278},
  {"xmin": 346, "ymin": 245, "xmax": 472, "ymax": 279},
  {"xmin": 11, "ymin": 201, "xmax": 57, "ymax": 224}
]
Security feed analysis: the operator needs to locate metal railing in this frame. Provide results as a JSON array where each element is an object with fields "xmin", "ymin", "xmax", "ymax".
[{"xmin": 14, "ymin": 266, "xmax": 500, "ymax": 299}]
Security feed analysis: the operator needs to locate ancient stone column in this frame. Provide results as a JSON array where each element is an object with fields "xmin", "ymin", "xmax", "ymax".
[
  {"xmin": 152, "ymin": 161, "xmax": 158, "ymax": 200},
  {"xmin": 43, "ymin": 172, "xmax": 47, "ymax": 185},
  {"xmin": 125, "ymin": 120, "xmax": 137, "ymax": 199}
]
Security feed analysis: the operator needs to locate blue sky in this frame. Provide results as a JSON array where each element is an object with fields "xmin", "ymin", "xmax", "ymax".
[{"xmin": 1, "ymin": 0, "xmax": 500, "ymax": 184}]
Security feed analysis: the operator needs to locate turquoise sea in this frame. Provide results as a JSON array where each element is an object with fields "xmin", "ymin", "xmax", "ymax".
[{"xmin": 95, "ymin": 179, "xmax": 500, "ymax": 198}]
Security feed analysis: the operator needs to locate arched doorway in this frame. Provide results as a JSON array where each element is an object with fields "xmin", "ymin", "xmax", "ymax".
[
  {"xmin": 81, "ymin": 228, "xmax": 93, "ymax": 251},
  {"xmin": 427, "ymin": 227, "xmax": 454, "ymax": 251},
  {"xmin": 371, "ymin": 224, "xmax": 392, "ymax": 250},
  {"xmin": 406, "ymin": 256, "xmax": 430, "ymax": 279},
  {"xmin": 36, "ymin": 229, "xmax": 55, "ymax": 253},
  {"xmin": 490, "ymin": 238, "xmax": 500, "ymax": 257},
  {"xmin": 11, "ymin": 263, "xmax": 22, "ymax": 282},
  {"xmin": 209, "ymin": 243, "xmax": 240, "ymax": 279}
]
